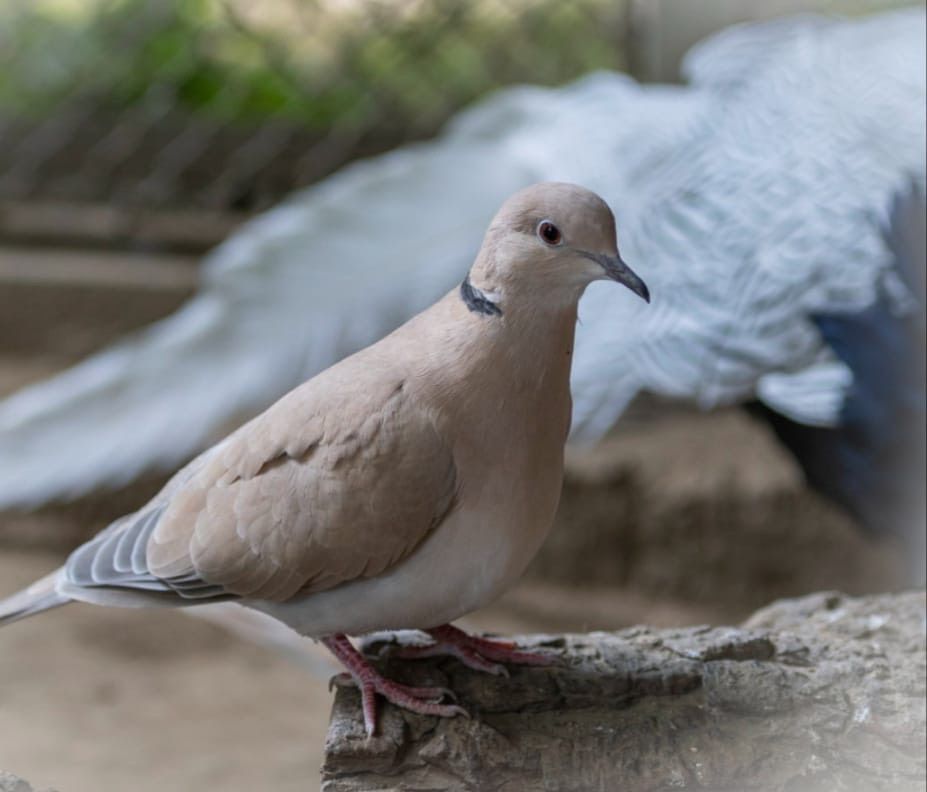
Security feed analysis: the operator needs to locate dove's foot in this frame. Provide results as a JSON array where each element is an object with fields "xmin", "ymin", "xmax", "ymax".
[
  {"xmin": 384, "ymin": 623, "xmax": 559, "ymax": 675},
  {"xmin": 323, "ymin": 634, "xmax": 467, "ymax": 737}
]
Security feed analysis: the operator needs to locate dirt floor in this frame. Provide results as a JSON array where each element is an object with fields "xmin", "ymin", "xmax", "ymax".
[{"xmin": 0, "ymin": 548, "xmax": 734, "ymax": 792}]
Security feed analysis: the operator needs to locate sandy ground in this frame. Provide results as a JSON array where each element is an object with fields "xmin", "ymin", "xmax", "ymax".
[
  {"xmin": 0, "ymin": 551, "xmax": 331, "ymax": 792},
  {"xmin": 0, "ymin": 548, "xmax": 732, "ymax": 792}
]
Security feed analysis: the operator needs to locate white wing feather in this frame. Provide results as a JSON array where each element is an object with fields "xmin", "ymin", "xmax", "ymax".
[
  {"xmin": 0, "ymin": 73, "xmax": 652, "ymax": 506},
  {"xmin": 571, "ymin": 8, "xmax": 926, "ymax": 438}
]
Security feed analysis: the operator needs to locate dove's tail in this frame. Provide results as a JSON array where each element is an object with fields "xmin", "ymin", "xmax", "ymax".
[{"xmin": 0, "ymin": 572, "xmax": 70, "ymax": 627}]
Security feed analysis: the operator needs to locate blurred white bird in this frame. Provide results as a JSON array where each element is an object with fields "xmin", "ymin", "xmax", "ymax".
[{"xmin": 1, "ymin": 8, "xmax": 924, "ymax": 544}]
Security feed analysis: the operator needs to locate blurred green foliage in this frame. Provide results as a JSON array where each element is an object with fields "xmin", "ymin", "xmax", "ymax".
[{"xmin": 0, "ymin": 0, "xmax": 626, "ymax": 132}]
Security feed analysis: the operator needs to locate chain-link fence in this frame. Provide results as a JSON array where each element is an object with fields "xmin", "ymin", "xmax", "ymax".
[{"xmin": 0, "ymin": 0, "xmax": 628, "ymax": 233}]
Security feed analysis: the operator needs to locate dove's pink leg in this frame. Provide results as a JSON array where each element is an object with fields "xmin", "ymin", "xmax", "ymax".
[
  {"xmin": 322, "ymin": 634, "xmax": 467, "ymax": 737},
  {"xmin": 386, "ymin": 623, "xmax": 558, "ymax": 675}
]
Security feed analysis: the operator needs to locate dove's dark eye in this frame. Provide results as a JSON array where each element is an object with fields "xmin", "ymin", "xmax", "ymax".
[{"xmin": 537, "ymin": 220, "xmax": 562, "ymax": 246}]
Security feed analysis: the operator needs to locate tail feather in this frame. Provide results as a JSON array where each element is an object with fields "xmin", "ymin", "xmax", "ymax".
[{"xmin": 0, "ymin": 572, "xmax": 70, "ymax": 627}]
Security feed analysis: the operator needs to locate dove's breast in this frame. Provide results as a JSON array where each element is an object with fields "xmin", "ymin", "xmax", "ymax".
[
  {"xmin": 248, "ymin": 297, "xmax": 576, "ymax": 637},
  {"xmin": 250, "ymin": 441, "xmax": 567, "ymax": 637},
  {"xmin": 251, "ymin": 384, "xmax": 570, "ymax": 636}
]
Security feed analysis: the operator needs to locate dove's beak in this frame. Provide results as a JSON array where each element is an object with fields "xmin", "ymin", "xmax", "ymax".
[{"xmin": 596, "ymin": 252, "xmax": 650, "ymax": 303}]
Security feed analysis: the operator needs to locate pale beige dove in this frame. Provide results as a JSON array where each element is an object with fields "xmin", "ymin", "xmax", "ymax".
[{"xmin": 0, "ymin": 182, "xmax": 649, "ymax": 734}]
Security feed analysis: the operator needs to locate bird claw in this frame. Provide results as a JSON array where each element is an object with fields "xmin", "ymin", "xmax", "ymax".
[
  {"xmin": 323, "ymin": 628, "xmax": 557, "ymax": 737},
  {"xmin": 394, "ymin": 682, "xmax": 458, "ymax": 704},
  {"xmin": 328, "ymin": 672, "xmax": 354, "ymax": 692},
  {"xmin": 445, "ymin": 703, "xmax": 470, "ymax": 720},
  {"xmin": 332, "ymin": 672, "xmax": 455, "ymax": 703},
  {"xmin": 433, "ymin": 685, "xmax": 458, "ymax": 703},
  {"xmin": 482, "ymin": 646, "xmax": 561, "ymax": 668},
  {"xmin": 379, "ymin": 624, "xmax": 559, "ymax": 676},
  {"xmin": 361, "ymin": 678, "xmax": 470, "ymax": 736}
]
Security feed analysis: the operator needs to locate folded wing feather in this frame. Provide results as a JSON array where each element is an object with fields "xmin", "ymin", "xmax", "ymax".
[{"xmin": 63, "ymin": 357, "xmax": 458, "ymax": 604}]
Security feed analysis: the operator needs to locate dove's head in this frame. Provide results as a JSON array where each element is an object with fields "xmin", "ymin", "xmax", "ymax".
[{"xmin": 469, "ymin": 182, "xmax": 649, "ymax": 308}]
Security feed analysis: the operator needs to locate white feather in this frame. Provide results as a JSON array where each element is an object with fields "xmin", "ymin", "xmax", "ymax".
[{"xmin": 0, "ymin": 8, "xmax": 923, "ymax": 507}]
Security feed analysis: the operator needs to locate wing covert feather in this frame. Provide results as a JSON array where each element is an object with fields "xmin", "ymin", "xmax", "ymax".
[{"xmin": 141, "ymin": 367, "xmax": 458, "ymax": 601}]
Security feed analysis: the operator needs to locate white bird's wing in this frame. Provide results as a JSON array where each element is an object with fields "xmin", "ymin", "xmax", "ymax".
[
  {"xmin": 570, "ymin": 8, "xmax": 926, "ymax": 440},
  {"xmin": 0, "ymin": 72, "xmax": 650, "ymax": 508}
]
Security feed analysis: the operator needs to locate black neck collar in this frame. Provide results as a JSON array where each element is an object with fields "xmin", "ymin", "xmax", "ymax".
[{"xmin": 460, "ymin": 275, "xmax": 502, "ymax": 317}]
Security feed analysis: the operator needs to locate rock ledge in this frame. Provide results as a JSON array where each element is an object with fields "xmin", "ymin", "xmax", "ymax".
[{"xmin": 322, "ymin": 591, "xmax": 926, "ymax": 791}]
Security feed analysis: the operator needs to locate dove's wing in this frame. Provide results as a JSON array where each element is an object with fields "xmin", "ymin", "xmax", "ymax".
[{"xmin": 60, "ymin": 350, "xmax": 457, "ymax": 605}]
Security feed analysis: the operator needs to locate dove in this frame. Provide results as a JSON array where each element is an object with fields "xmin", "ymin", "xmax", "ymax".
[{"xmin": 0, "ymin": 182, "xmax": 650, "ymax": 735}]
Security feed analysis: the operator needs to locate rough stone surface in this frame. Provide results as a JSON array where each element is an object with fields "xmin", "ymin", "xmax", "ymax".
[
  {"xmin": 0, "ymin": 771, "xmax": 55, "ymax": 792},
  {"xmin": 322, "ymin": 591, "xmax": 926, "ymax": 791}
]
